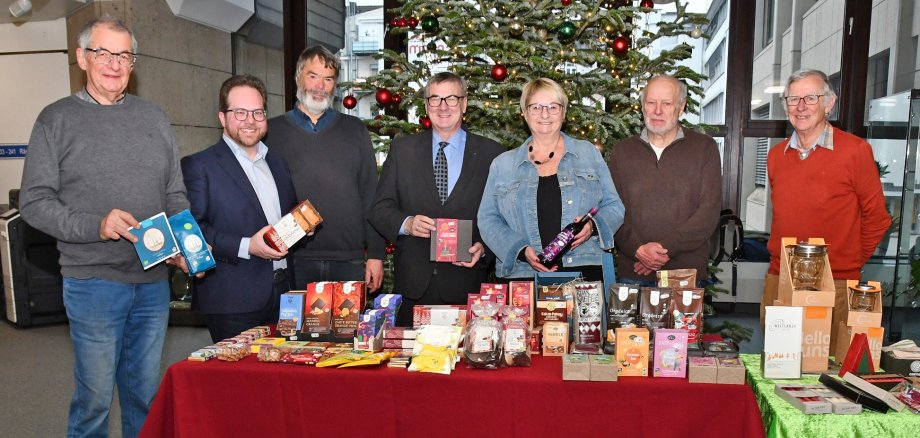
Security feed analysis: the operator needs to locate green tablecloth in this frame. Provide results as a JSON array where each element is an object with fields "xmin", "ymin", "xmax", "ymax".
[{"xmin": 740, "ymin": 354, "xmax": 919, "ymax": 437}]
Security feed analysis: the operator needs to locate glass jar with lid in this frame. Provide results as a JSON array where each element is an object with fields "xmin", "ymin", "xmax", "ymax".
[
  {"xmin": 848, "ymin": 282, "xmax": 880, "ymax": 312},
  {"xmin": 789, "ymin": 243, "xmax": 827, "ymax": 290}
]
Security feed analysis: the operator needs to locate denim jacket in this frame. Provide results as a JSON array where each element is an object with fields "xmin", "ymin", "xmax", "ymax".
[{"xmin": 478, "ymin": 133, "xmax": 625, "ymax": 278}]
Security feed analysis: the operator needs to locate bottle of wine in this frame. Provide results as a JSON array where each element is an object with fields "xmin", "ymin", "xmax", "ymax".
[{"xmin": 538, "ymin": 207, "xmax": 598, "ymax": 265}]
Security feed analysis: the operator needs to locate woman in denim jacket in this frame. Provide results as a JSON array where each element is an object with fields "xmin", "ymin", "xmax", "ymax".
[{"xmin": 478, "ymin": 78, "xmax": 625, "ymax": 280}]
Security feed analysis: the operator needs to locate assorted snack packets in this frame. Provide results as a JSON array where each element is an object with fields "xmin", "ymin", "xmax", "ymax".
[
  {"xmin": 409, "ymin": 325, "xmax": 463, "ymax": 374},
  {"xmin": 502, "ymin": 306, "xmax": 532, "ymax": 367}
]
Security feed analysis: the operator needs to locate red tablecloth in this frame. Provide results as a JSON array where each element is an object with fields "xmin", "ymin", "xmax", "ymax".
[{"xmin": 141, "ymin": 355, "xmax": 765, "ymax": 438}]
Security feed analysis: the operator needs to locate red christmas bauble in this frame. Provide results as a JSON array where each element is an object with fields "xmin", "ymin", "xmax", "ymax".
[
  {"xmin": 390, "ymin": 93, "xmax": 402, "ymax": 107},
  {"xmin": 561, "ymin": 0, "xmax": 572, "ymax": 5},
  {"xmin": 420, "ymin": 115, "xmax": 432, "ymax": 129},
  {"xmin": 389, "ymin": 17, "xmax": 401, "ymax": 27},
  {"xmin": 375, "ymin": 88, "xmax": 393, "ymax": 106},
  {"xmin": 611, "ymin": 36, "xmax": 630, "ymax": 56},
  {"xmin": 395, "ymin": 17, "xmax": 407, "ymax": 28},
  {"xmin": 343, "ymin": 95, "xmax": 357, "ymax": 109},
  {"xmin": 386, "ymin": 242, "xmax": 395, "ymax": 255},
  {"xmin": 491, "ymin": 63, "xmax": 509, "ymax": 82},
  {"xmin": 407, "ymin": 17, "xmax": 419, "ymax": 28},
  {"xmin": 639, "ymin": 0, "xmax": 654, "ymax": 9}
]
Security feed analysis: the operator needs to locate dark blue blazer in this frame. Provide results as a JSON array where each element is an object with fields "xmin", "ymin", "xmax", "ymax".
[{"xmin": 181, "ymin": 138, "xmax": 298, "ymax": 314}]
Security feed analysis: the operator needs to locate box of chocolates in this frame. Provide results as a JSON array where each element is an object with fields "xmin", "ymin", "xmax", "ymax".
[
  {"xmin": 303, "ymin": 282, "xmax": 334, "ymax": 334},
  {"xmin": 716, "ymin": 357, "xmax": 746, "ymax": 385},
  {"xmin": 616, "ymin": 327, "xmax": 649, "ymax": 377},
  {"xmin": 774, "ymin": 385, "xmax": 833, "ymax": 414},
  {"xmin": 653, "ymin": 329, "xmax": 688, "ymax": 378},
  {"xmin": 263, "ymin": 199, "xmax": 322, "ymax": 252},
  {"xmin": 806, "ymin": 385, "xmax": 862, "ymax": 414},
  {"xmin": 413, "ymin": 305, "xmax": 466, "ymax": 328},
  {"xmin": 510, "ymin": 281, "xmax": 535, "ymax": 329},
  {"xmin": 535, "ymin": 300, "xmax": 568, "ymax": 328},
  {"xmin": 333, "ymin": 281, "xmax": 365, "ymax": 338},
  {"xmin": 430, "ymin": 218, "xmax": 472, "ymax": 263}
]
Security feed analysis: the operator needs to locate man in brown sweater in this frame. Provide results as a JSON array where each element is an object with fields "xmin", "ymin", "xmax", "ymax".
[{"xmin": 607, "ymin": 75, "xmax": 722, "ymax": 286}]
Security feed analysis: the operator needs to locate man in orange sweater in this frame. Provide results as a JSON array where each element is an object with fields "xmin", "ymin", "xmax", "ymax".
[{"xmin": 762, "ymin": 69, "xmax": 891, "ymax": 351}]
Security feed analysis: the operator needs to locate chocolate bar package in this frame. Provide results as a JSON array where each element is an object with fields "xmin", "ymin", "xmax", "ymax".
[
  {"xmin": 542, "ymin": 321, "xmax": 569, "ymax": 356},
  {"xmin": 263, "ymin": 199, "xmax": 322, "ymax": 252},
  {"xmin": 129, "ymin": 212, "xmax": 180, "ymax": 270},
  {"xmin": 429, "ymin": 218, "xmax": 472, "ymax": 263},
  {"xmin": 535, "ymin": 300, "xmax": 568, "ymax": 328},
  {"xmin": 606, "ymin": 284, "xmax": 640, "ymax": 351},
  {"xmin": 168, "ymin": 209, "xmax": 216, "ymax": 275},
  {"xmin": 640, "ymin": 287, "xmax": 672, "ymax": 330},
  {"xmin": 303, "ymin": 282, "xmax": 334, "ymax": 334},
  {"xmin": 574, "ymin": 281, "xmax": 604, "ymax": 345},
  {"xmin": 373, "ymin": 294, "xmax": 402, "ymax": 328},
  {"xmin": 333, "ymin": 281, "xmax": 365, "ymax": 338},
  {"xmin": 657, "ymin": 268, "xmax": 697, "ymax": 288},
  {"xmin": 383, "ymin": 327, "xmax": 417, "ymax": 340},
  {"xmin": 277, "ymin": 292, "xmax": 306, "ymax": 337},
  {"xmin": 670, "ymin": 288, "xmax": 703, "ymax": 344},
  {"xmin": 412, "ymin": 305, "xmax": 466, "ymax": 327}
]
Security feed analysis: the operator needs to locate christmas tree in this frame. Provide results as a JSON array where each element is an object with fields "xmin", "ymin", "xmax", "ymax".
[{"xmin": 342, "ymin": 0, "xmax": 709, "ymax": 152}]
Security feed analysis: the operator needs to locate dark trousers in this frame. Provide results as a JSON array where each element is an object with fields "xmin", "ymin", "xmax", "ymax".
[
  {"xmin": 290, "ymin": 257, "xmax": 364, "ymax": 290},
  {"xmin": 205, "ymin": 268, "xmax": 291, "ymax": 342}
]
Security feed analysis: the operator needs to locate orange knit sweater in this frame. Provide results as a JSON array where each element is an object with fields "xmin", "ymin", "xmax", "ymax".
[{"xmin": 767, "ymin": 127, "xmax": 891, "ymax": 279}]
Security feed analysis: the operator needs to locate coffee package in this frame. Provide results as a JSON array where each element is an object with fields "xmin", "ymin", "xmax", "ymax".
[
  {"xmin": 670, "ymin": 288, "xmax": 704, "ymax": 344},
  {"xmin": 640, "ymin": 287, "xmax": 672, "ymax": 330},
  {"xmin": 574, "ymin": 281, "xmax": 604, "ymax": 345},
  {"xmin": 606, "ymin": 284, "xmax": 640, "ymax": 350},
  {"xmin": 657, "ymin": 268, "xmax": 697, "ymax": 288}
]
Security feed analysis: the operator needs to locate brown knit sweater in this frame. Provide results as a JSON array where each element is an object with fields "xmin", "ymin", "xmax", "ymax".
[{"xmin": 607, "ymin": 128, "xmax": 722, "ymax": 282}]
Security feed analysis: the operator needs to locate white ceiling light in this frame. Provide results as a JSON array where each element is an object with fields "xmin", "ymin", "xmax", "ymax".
[
  {"xmin": 9, "ymin": 0, "xmax": 31, "ymax": 18},
  {"xmin": 764, "ymin": 86, "xmax": 785, "ymax": 94}
]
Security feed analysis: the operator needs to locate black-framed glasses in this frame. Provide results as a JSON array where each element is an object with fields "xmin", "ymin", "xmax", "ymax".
[
  {"xmin": 426, "ymin": 95, "xmax": 466, "ymax": 107},
  {"xmin": 225, "ymin": 108, "xmax": 267, "ymax": 121},
  {"xmin": 527, "ymin": 103, "xmax": 563, "ymax": 115},
  {"xmin": 782, "ymin": 94, "xmax": 824, "ymax": 106},
  {"xmin": 84, "ymin": 47, "xmax": 136, "ymax": 67}
]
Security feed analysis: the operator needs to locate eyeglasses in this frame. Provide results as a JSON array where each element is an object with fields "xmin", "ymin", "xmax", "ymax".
[
  {"xmin": 84, "ymin": 47, "xmax": 136, "ymax": 67},
  {"xmin": 225, "ymin": 108, "xmax": 268, "ymax": 121},
  {"xmin": 783, "ymin": 94, "xmax": 824, "ymax": 106},
  {"xmin": 426, "ymin": 95, "xmax": 465, "ymax": 107},
  {"xmin": 527, "ymin": 103, "xmax": 563, "ymax": 116}
]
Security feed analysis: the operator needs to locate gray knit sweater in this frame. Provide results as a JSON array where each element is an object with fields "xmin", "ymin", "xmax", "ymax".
[{"xmin": 19, "ymin": 94, "xmax": 188, "ymax": 283}]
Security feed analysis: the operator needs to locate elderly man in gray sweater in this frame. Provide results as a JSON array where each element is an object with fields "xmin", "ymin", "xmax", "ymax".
[{"xmin": 19, "ymin": 16, "xmax": 188, "ymax": 438}]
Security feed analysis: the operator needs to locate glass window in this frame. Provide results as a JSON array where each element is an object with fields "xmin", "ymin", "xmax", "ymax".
[
  {"xmin": 750, "ymin": 0, "xmax": 845, "ymax": 120},
  {"xmin": 738, "ymin": 136, "xmax": 786, "ymax": 234},
  {"xmin": 701, "ymin": 0, "xmax": 730, "ymax": 128},
  {"xmin": 339, "ymin": 1, "xmax": 384, "ymax": 121}
]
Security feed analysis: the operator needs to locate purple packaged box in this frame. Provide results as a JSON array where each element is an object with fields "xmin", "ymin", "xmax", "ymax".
[
  {"xmin": 374, "ymin": 294, "xmax": 402, "ymax": 327},
  {"xmin": 654, "ymin": 329, "xmax": 689, "ymax": 378}
]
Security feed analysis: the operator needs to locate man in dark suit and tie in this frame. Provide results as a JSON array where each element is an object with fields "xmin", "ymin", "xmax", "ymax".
[
  {"xmin": 182, "ymin": 75, "xmax": 298, "ymax": 342},
  {"xmin": 371, "ymin": 72, "xmax": 505, "ymax": 326}
]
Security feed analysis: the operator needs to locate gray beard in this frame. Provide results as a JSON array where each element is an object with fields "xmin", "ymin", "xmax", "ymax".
[{"xmin": 297, "ymin": 89, "xmax": 332, "ymax": 116}]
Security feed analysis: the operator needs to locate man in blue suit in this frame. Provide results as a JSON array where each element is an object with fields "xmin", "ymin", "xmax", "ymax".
[{"xmin": 182, "ymin": 75, "xmax": 298, "ymax": 342}]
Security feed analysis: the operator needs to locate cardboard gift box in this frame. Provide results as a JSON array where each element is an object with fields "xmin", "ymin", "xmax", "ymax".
[
  {"xmin": 716, "ymin": 357, "xmax": 746, "ymax": 385},
  {"xmin": 777, "ymin": 237, "xmax": 835, "ymax": 306},
  {"xmin": 562, "ymin": 354, "xmax": 590, "ymax": 381},
  {"xmin": 589, "ymin": 354, "xmax": 618, "ymax": 381},
  {"xmin": 762, "ymin": 306, "xmax": 803, "ymax": 379},
  {"xmin": 805, "ymin": 385, "xmax": 863, "ymax": 415},
  {"xmin": 841, "ymin": 372, "xmax": 907, "ymax": 412},
  {"xmin": 880, "ymin": 350, "xmax": 920, "ymax": 377},
  {"xmin": 844, "ymin": 280, "xmax": 883, "ymax": 328},
  {"xmin": 264, "ymin": 199, "xmax": 322, "ymax": 252},
  {"xmin": 412, "ymin": 305, "xmax": 466, "ymax": 328},
  {"xmin": 429, "ymin": 218, "xmax": 472, "ymax": 262},
  {"xmin": 818, "ymin": 373, "xmax": 890, "ymax": 413},
  {"xmin": 688, "ymin": 356, "xmax": 718, "ymax": 384}
]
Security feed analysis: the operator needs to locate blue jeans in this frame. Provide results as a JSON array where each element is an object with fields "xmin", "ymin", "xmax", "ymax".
[
  {"xmin": 63, "ymin": 277, "xmax": 170, "ymax": 438},
  {"xmin": 290, "ymin": 257, "xmax": 365, "ymax": 290}
]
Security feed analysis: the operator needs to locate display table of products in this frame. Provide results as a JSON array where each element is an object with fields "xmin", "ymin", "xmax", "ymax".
[
  {"xmin": 741, "ymin": 354, "xmax": 920, "ymax": 437},
  {"xmin": 140, "ymin": 354, "xmax": 765, "ymax": 438}
]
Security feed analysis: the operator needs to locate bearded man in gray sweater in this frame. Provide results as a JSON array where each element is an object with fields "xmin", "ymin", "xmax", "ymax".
[{"xmin": 19, "ymin": 16, "xmax": 189, "ymax": 438}]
